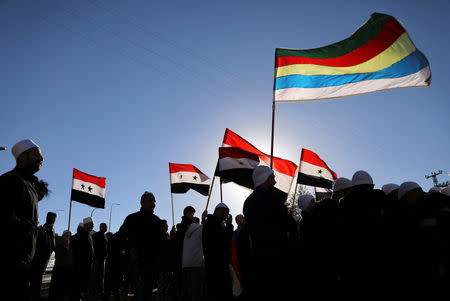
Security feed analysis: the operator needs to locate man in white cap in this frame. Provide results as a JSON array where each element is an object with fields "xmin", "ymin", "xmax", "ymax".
[
  {"xmin": 202, "ymin": 202, "xmax": 234, "ymax": 301},
  {"xmin": 331, "ymin": 177, "xmax": 353, "ymax": 203},
  {"xmin": 243, "ymin": 166, "xmax": 297, "ymax": 301},
  {"xmin": 0, "ymin": 139, "xmax": 44, "ymax": 299}
]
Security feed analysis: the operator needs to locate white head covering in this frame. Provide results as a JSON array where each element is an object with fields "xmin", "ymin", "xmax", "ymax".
[
  {"xmin": 252, "ymin": 166, "xmax": 274, "ymax": 188},
  {"xmin": 441, "ymin": 186, "xmax": 450, "ymax": 196},
  {"xmin": 12, "ymin": 139, "xmax": 40, "ymax": 159},
  {"xmin": 382, "ymin": 184, "xmax": 400, "ymax": 195},
  {"xmin": 62, "ymin": 230, "xmax": 70, "ymax": 236},
  {"xmin": 332, "ymin": 177, "xmax": 352, "ymax": 192},
  {"xmin": 78, "ymin": 222, "xmax": 85, "ymax": 228},
  {"xmin": 297, "ymin": 194, "xmax": 315, "ymax": 211},
  {"xmin": 352, "ymin": 170, "xmax": 373, "ymax": 186},
  {"xmin": 428, "ymin": 187, "xmax": 441, "ymax": 194},
  {"xmin": 398, "ymin": 181, "xmax": 421, "ymax": 200},
  {"xmin": 83, "ymin": 217, "xmax": 93, "ymax": 224},
  {"xmin": 215, "ymin": 203, "xmax": 229, "ymax": 210}
]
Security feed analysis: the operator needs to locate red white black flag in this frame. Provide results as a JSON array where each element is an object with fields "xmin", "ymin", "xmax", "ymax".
[
  {"xmin": 71, "ymin": 168, "xmax": 106, "ymax": 208},
  {"xmin": 215, "ymin": 147, "xmax": 260, "ymax": 189},
  {"xmin": 297, "ymin": 148, "xmax": 337, "ymax": 189},
  {"xmin": 222, "ymin": 128, "xmax": 298, "ymax": 195},
  {"xmin": 169, "ymin": 163, "xmax": 211, "ymax": 196}
]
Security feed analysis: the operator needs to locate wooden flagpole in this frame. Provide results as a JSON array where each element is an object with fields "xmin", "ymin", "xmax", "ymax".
[
  {"xmin": 285, "ymin": 166, "xmax": 299, "ymax": 211},
  {"xmin": 270, "ymin": 100, "xmax": 276, "ymax": 169},
  {"xmin": 205, "ymin": 176, "xmax": 216, "ymax": 211}
]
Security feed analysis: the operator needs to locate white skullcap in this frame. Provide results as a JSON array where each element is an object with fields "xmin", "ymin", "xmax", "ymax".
[
  {"xmin": 332, "ymin": 177, "xmax": 352, "ymax": 192},
  {"xmin": 398, "ymin": 181, "xmax": 421, "ymax": 200},
  {"xmin": 441, "ymin": 186, "xmax": 450, "ymax": 196},
  {"xmin": 62, "ymin": 230, "xmax": 70, "ymax": 235},
  {"xmin": 428, "ymin": 187, "xmax": 441, "ymax": 194},
  {"xmin": 12, "ymin": 139, "xmax": 40, "ymax": 159},
  {"xmin": 215, "ymin": 203, "xmax": 229, "ymax": 210},
  {"xmin": 78, "ymin": 222, "xmax": 85, "ymax": 228},
  {"xmin": 352, "ymin": 170, "xmax": 373, "ymax": 186},
  {"xmin": 297, "ymin": 194, "xmax": 315, "ymax": 211},
  {"xmin": 382, "ymin": 184, "xmax": 400, "ymax": 195},
  {"xmin": 83, "ymin": 217, "xmax": 93, "ymax": 224},
  {"xmin": 252, "ymin": 166, "xmax": 274, "ymax": 188}
]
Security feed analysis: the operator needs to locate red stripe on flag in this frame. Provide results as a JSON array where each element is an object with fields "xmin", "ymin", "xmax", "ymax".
[
  {"xmin": 73, "ymin": 168, "xmax": 106, "ymax": 188},
  {"xmin": 300, "ymin": 149, "xmax": 338, "ymax": 179},
  {"xmin": 219, "ymin": 147, "xmax": 260, "ymax": 161},
  {"xmin": 276, "ymin": 18, "xmax": 405, "ymax": 68},
  {"xmin": 222, "ymin": 129, "xmax": 297, "ymax": 176},
  {"xmin": 169, "ymin": 163, "xmax": 206, "ymax": 175}
]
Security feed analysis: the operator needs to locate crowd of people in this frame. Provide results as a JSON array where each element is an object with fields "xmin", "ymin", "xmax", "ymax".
[{"xmin": 3, "ymin": 139, "xmax": 450, "ymax": 300}]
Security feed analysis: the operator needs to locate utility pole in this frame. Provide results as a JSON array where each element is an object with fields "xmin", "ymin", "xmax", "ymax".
[{"xmin": 425, "ymin": 170, "xmax": 449, "ymax": 188}]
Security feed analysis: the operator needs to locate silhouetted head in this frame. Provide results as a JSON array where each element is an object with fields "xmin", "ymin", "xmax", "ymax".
[
  {"xmin": 235, "ymin": 214, "xmax": 245, "ymax": 228},
  {"xmin": 183, "ymin": 206, "xmax": 196, "ymax": 219},
  {"xmin": 12, "ymin": 139, "xmax": 43, "ymax": 175},
  {"xmin": 99, "ymin": 223, "xmax": 107, "ymax": 233},
  {"xmin": 214, "ymin": 203, "xmax": 230, "ymax": 221},
  {"xmin": 46, "ymin": 212, "xmax": 56, "ymax": 225},
  {"xmin": 141, "ymin": 191, "xmax": 156, "ymax": 213},
  {"xmin": 253, "ymin": 166, "xmax": 276, "ymax": 190}
]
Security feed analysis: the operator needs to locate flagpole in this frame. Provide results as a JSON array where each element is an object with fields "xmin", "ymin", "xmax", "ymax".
[
  {"xmin": 205, "ymin": 176, "xmax": 216, "ymax": 211},
  {"xmin": 170, "ymin": 192, "xmax": 175, "ymax": 227},
  {"xmin": 285, "ymin": 166, "xmax": 298, "ymax": 210},
  {"xmin": 270, "ymin": 100, "xmax": 275, "ymax": 169},
  {"xmin": 291, "ymin": 153, "xmax": 303, "ymax": 211},
  {"xmin": 169, "ymin": 163, "xmax": 175, "ymax": 226},
  {"xmin": 67, "ymin": 199, "xmax": 73, "ymax": 233},
  {"xmin": 219, "ymin": 178, "xmax": 223, "ymax": 203}
]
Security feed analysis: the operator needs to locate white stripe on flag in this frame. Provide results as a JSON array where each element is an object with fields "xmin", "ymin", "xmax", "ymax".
[
  {"xmin": 170, "ymin": 171, "xmax": 211, "ymax": 185},
  {"xmin": 72, "ymin": 178, "xmax": 106, "ymax": 198},
  {"xmin": 275, "ymin": 66, "xmax": 431, "ymax": 102},
  {"xmin": 300, "ymin": 161, "xmax": 335, "ymax": 181}
]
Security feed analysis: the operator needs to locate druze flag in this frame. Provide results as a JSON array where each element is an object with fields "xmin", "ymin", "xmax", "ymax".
[
  {"xmin": 71, "ymin": 168, "xmax": 106, "ymax": 208},
  {"xmin": 274, "ymin": 13, "xmax": 431, "ymax": 102},
  {"xmin": 215, "ymin": 147, "xmax": 260, "ymax": 189},
  {"xmin": 169, "ymin": 163, "xmax": 211, "ymax": 196},
  {"xmin": 297, "ymin": 148, "xmax": 337, "ymax": 189}
]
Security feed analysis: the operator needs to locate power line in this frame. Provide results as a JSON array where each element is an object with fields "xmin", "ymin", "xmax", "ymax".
[{"xmin": 86, "ymin": 0, "xmax": 238, "ymax": 85}]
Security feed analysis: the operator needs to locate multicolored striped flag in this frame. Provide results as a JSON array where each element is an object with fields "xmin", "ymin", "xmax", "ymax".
[{"xmin": 274, "ymin": 13, "xmax": 431, "ymax": 102}]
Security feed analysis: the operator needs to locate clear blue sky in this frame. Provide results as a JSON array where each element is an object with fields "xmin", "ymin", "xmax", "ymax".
[{"xmin": 1, "ymin": 0, "xmax": 448, "ymax": 235}]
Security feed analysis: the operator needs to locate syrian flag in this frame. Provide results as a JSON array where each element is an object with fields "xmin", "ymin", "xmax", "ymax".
[
  {"xmin": 297, "ymin": 149, "xmax": 337, "ymax": 189},
  {"xmin": 215, "ymin": 147, "xmax": 260, "ymax": 189},
  {"xmin": 222, "ymin": 129, "xmax": 297, "ymax": 195},
  {"xmin": 169, "ymin": 163, "xmax": 211, "ymax": 196},
  {"xmin": 315, "ymin": 187, "xmax": 332, "ymax": 202},
  {"xmin": 71, "ymin": 168, "xmax": 106, "ymax": 208}
]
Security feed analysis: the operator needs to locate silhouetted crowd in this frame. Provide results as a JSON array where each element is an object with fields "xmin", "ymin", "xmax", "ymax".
[{"xmin": 3, "ymin": 139, "xmax": 450, "ymax": 301}]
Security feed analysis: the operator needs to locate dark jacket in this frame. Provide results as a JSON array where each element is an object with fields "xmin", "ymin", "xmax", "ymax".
[
  {"xmin": 92, "ymin": 231, "xmax": 108, "ymax": 260},
  {"xmin": 202, "ymin": 214, "xmax": 233, "ymax": 270},
  {"xmin": 174, "ymin": 216, "xmax": 194, "ymax": 267},
  {"xmin": 118, "ymin": 209, "xmax": 165, "ymax": 267},
  {"xmin": 243, "ymin": 186, "xmax": 297, "ymax": 259},
  {"xmin": 0, "ymin": 166, "xmax": 39, "ymax": 270},
  {"xmin": 32, "ymin": 223, "xmax": 56, "ymax": 272}
]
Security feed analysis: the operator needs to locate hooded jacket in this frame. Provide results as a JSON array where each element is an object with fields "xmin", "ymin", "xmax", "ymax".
[{"xmin": 182, "ymin": 223, "xmax": 204, "ymax": 268}]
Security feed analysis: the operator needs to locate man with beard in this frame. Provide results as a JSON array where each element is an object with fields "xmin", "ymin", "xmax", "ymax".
[{"xmin": 0, "ymin": 139, "xmax": 44, "ymax": 300}]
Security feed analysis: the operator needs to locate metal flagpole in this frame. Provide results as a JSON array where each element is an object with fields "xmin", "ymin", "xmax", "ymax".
[
  {"xmin": 285, "ymin": 166, "xmax": 298, "ymax": 210},
  {"xmin": 270, "ymin": 100, "xmax": 276, "ymax": 169},
  {"xmin": 205, "ymin": 176, "xmax": 216, "ymax": 211}
]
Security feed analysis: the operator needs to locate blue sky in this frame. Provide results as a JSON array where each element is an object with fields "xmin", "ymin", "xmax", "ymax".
[{"xmin": 1, "ymin": 0, "xmax": 448, "ymax": 235}]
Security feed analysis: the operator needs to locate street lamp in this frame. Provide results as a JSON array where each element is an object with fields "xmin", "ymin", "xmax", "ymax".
[
  {"xmin": 90, "ymin": 207, "xmax": 98, "ymax": 218},
  {"xmin": 109, "ymin": 203, "xmax": 120, "ymax": 232}
]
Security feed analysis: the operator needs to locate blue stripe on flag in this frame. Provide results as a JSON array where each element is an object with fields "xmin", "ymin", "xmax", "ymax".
[{"xmin": 274, "ymin": 50, "xmax": 429, "ymax": 90}]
